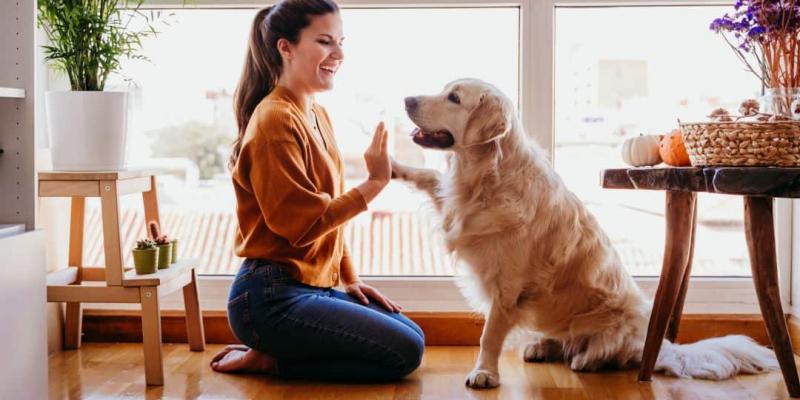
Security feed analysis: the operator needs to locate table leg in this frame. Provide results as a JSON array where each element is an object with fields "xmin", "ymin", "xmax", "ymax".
[
  {"xmin": 183, "ymin": 269, "xmax": 206, "ymax": 351},
  {"xmin": 64, "ymin": 196, "xmax": 86, "ymax": 349},
  {"xmin": 666, "ymin": 198, "xmax": 697, "ymax": 342},
  {"xmin": 140, "ymin": 286, "xmax": 164, "ymax": 386},
  {"xmin": 99, "ymin": 181, "xmax": 123, "ymax": 286},
  {"xmin": 744, "ymin": 196, "xmax": 800, "ymax": 398},
  {"xmin": 143, "ymin": 176, "xmax": 161, "ymax": 235},
  {"xmin": 639, "ymin": 190, "xmax": 696, "ymax": 381}
]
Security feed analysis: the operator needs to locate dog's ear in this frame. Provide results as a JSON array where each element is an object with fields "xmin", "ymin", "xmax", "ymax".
[{"xmin": 462, "ymin": 92, "xmax": 511, "ymax": 147}]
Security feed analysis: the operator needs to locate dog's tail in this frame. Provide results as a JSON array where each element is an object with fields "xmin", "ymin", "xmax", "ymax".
[{"xmin": 654, "ymin": 335, "xmax": 778, "ymax": 380}]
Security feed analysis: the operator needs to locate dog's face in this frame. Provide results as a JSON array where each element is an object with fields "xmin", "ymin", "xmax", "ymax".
[{"xmin": 404, "ymin": 79, "xmax": 511, "ymax": 150}]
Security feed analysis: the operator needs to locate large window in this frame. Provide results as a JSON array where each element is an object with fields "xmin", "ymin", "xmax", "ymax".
[
  {"xmin": 83, "ymin": 8, "xmax": 519, "ymax": 276},
  {"xmin": 62, "ymin": 1, "xmax": 793, "ymax": 313},
  {"xmin": 554, "ymin": 6, "xmax": 759, "ymax": 277}
]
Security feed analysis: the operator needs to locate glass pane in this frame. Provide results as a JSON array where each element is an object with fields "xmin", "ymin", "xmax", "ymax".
[
  {"xmin": 84, "ymin": 8, "xmax": 519, "ymax": 276},
  {"xmin": 555, "ymin": 6, "xmax": 757, "ymax": 277}
]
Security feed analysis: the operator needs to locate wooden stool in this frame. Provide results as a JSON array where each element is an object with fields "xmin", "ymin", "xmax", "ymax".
[
  {"xmin": 40, "ymin": 170, "xmax": 205, "ymax": 386},
  {"xmin": 603, "ymin": 167, "xmax": 800, "ymax": 398}
]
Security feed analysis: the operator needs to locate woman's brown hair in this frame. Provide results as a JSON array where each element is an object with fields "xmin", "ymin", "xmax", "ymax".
[{"xmin": 229, "ymin": 0, "xmax": 339, "ymax": 169}]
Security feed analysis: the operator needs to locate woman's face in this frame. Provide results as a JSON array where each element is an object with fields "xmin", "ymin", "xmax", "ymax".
[{"xmin": 281, "ymin": 12, "xmax": 344, "ymax": 93}]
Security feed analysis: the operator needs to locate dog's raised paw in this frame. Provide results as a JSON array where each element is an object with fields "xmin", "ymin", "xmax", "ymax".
[
  {"xmin": 390, "ymin": 160, "xmax": 406, "ymax": 180},
  {"xmin": 465, "ymin": 369, "xmax": 499, "ymax": 389}
]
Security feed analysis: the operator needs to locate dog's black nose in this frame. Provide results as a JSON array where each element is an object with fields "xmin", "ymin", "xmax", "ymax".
[{"xmin": 405, "ymin": 97, "xmax": 418, "ymax": 112}]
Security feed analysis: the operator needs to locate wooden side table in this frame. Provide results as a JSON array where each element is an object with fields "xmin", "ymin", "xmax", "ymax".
[
  {"xmin": 40, "ymin": 170, "xmax": 205, "ymax": 386},
  {"xmin": 602, "ymin": 166, "xmax": 800, "ymax": 397}
]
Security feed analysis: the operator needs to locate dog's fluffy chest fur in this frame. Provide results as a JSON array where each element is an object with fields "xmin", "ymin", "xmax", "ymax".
[{"xmin": 438, "ymin": 146, "xmax": 553, "ymax": 312}]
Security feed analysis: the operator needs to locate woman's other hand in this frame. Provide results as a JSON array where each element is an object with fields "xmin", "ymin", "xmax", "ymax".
[{"xmin": 345, "ymin": 281, "xmax": 403, "ymax": 313}]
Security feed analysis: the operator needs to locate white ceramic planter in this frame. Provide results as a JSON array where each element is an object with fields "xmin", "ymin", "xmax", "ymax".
[{"xmin": 45, "ymin": 91, "xmax": 129, "ymax": 171}]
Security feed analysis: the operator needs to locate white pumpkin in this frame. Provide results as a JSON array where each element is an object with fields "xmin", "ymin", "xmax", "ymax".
[{"xmin": 621, "ymin": 135, "xmax": 661, "ymax": 167}]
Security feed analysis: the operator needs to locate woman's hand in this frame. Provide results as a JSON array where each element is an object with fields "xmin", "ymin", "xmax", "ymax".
[
  {"xmin": 356, "ymin": 122, "xmax": 391, "ymax": 203},
  {"xmin": 345, "ymin": 281, "xmax": 403, "ymax": 313},
  {"xmin": 365, "ymin": 121, "xmax": 391, "ymax": 183}
]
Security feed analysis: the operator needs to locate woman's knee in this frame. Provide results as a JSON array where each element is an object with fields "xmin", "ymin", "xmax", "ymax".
[
  {"xmin": 385, "ymin": 327, "xmax": 425, "ymax": 378},
  {"xmin": 392, "ymin": 312, "xmax": 425, "ymax": 342}
]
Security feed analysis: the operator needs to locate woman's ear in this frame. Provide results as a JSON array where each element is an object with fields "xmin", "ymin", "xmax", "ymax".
[{"xmin": 277, "ymin": 38, "xmax": 293, "ymax": 61}]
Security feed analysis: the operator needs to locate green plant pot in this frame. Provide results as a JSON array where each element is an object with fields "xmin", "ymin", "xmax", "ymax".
[
  {"xmin": 157, "ymin": 243, "xmax": 172, "ymax": 269},
  {"xmin": 133, "ymin": 248, "xmax": 158, "ymax": 275},
  {"xmin": 170, "ymin": 238, "xmax": 178, "ymax": 264}
]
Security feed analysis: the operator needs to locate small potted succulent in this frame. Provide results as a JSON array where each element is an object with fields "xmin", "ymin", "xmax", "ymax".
[
  {"xmin": 132, "ymin": 238, "xmax": 158, "ymax": 275},
  {"xmin": 149, "ymin": 221, "xmax": 172, "ymax": 269},
  {"xmin": 170, "ymin": 236, "xmax": 179, "ymax": 264}
]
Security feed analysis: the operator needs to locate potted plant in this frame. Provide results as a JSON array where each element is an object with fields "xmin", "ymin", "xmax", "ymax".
[
  {"xmin": 37, "ymin": 1, "xmax": 175, "ymax": 170},
  {"xmin": 170, "ymin": 236, "xmax": 179, "ymax": 264},
  {"xmin": 710, "ymin": 1, "xmax": 800, "ymax": 117},
  {"xmin": 132, "ymin": 238, "xmax": 158, "ymax": 275},
  {"xmin": 149, "ymin": 221, "xmax": 172, "ymax": 269}
]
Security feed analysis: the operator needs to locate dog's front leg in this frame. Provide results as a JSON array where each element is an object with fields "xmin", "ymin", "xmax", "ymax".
[
  {"xmin": 391, "ymin": 159, "xmax": 444, "ymax": 211},
  {"xmin": 465, "ymin": 302, "xmax": 517, "ymax": 389}
]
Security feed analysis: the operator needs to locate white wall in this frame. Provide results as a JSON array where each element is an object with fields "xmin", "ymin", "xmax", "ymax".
[{"xmin": 0, "ymin": 231, "xmax": 47, "ymax": 400}]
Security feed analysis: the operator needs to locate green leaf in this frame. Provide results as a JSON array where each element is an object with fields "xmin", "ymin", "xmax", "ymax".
[{"xmin": 37, "ymin": 0, "xmax": 190, "ymax": 91}]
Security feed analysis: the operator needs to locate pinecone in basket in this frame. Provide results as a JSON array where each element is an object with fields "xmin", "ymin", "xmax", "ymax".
[
  {"xmin": 708, "ymin": 108, "xmax": 733, "ymax": 122},
  {"xmin": 738, "ymin": 99, "xmax": 759, "ymax": 117}
]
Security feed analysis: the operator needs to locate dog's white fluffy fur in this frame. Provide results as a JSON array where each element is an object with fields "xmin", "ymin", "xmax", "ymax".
[{"xmin": 392, "ymin": 79, "xmax": 777, "ymax": 389}]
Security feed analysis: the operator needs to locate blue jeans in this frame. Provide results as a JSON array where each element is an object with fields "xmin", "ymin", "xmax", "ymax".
[{"xmin": 227, "ymin": 259, "xmax": 425, "ymax": 381}]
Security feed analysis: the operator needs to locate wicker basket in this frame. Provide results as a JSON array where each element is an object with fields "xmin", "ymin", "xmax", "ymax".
[{"xmin": 679, "ymin": 121, "xmax": 800, "ymax": 167}]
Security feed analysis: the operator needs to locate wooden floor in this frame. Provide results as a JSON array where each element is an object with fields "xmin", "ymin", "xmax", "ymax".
[{"xmin": 49, "ymin": 343, "xmax": 795, "ymax": 399}]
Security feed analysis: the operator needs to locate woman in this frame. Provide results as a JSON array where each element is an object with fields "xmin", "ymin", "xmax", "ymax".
[{"xmin": 210, "ymin": 0, "xmax": 425, "ymax": 381}]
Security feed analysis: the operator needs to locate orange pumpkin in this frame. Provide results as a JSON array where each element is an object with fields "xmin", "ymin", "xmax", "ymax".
[{"xmin": 659, "ymin": 129, "xmax": 691, "ymax": 166}]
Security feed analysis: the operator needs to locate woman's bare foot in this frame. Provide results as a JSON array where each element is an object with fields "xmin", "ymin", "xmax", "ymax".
[{"xmin": 210, "ymin": 345, "xmax": 277, "ymax": 374}]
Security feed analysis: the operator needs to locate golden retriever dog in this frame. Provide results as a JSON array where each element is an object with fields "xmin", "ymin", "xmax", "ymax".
[{"xmin": 391, "ymin": 78, "xmax": 777, "ymax": 389}]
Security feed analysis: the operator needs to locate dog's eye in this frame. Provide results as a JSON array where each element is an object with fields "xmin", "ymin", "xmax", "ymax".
[{"xmin": 448, "ymin": 92, "xmax": 460, "ymax": 105}]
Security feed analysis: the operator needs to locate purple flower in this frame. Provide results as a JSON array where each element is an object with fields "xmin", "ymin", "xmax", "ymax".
[
  {"xmin": 710, "ymin": 0, "xmax": 800, "ymax": 90},
  {"xmin": 710, "ymin": 16, "xmax": 736, "ymax": 32},
  {"xmin": 748, "ymin": 25, "xmax": 766, "ymax": 37}
]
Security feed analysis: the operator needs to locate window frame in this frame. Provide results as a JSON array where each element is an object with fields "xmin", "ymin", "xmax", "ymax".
[{"xmin": 134, "ymin": 0, "xmax": 792, "ymax": 314}]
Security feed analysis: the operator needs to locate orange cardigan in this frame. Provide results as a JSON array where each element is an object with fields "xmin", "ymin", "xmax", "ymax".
[{"xmin": 232, "ymin": 86, "xmax": 367, "ymax": 287}]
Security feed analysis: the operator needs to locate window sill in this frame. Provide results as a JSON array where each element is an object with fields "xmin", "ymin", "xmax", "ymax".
[{"xmin": 81, "ymin": 275, "xmax": 765, "ymax": 314}]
